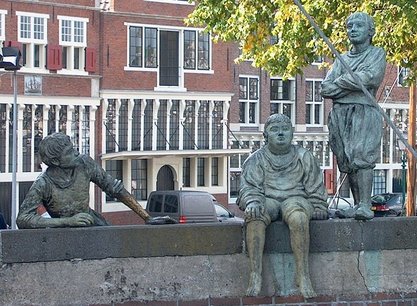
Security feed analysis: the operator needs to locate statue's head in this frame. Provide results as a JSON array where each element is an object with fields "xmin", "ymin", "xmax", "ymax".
[
  {"xmin": 39, "ymin": 133, "xmax": 73, "ymax": 166},
  {"xmin": 346, "ymin": 12, "xmax": 375, "ymax": 43},
  {"xmin": 263, "ymin": 114, "xmax": 293, "ymax": 147}
]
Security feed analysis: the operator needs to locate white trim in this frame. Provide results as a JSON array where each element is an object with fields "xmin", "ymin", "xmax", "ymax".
[
  {"xmin": 57, "ymin": 15, "xmax": 89, "ymax": 23},
  {"xmin": 16, "ymin": 11, "xmax": 50, "ymax": 19},
  {"xmin": 0, "ymin": 10, "xmax": 7, "ymax": 41},
  {"xmin": 144, "ymin": 0, "xmax": 194, "ymax": 5},
  {"xmin": 0, "ymin": 94, "xmax": 101, "ymax": 106},
  {"xmin": 99, "ymin": 89, "xmax": 233, "ymax": 101},
  {"xmin": 101, "ymin": 148, "xmax": 252, "ymax": 161}
]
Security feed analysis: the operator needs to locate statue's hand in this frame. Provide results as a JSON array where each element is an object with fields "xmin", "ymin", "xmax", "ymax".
[
  {"xmin": 68, "ymin": 212, "xmax": 94, "ymax": 227},
  {"xmin": 112, "ymin": 179, "xmax": 124, "ymax": 195},
  {"xmin": 245, "ymin": 202, "xmax": 264, "ymax": 219},
  {"xmin": 312, "ymin": 209, "xmax": 329, "ymax": 220}
]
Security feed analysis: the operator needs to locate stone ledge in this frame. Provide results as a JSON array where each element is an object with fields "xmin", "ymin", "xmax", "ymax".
[
  {"xmin": 0, "ymin": 223, "xmax": 243, "ymax": 264},
  {"xmin": 265, "ymin": 216, "xmax": 417, "ymax": 253},
  {"xmin": 2, "ymin": 217, "xmax": 417, "ymax": 264}
]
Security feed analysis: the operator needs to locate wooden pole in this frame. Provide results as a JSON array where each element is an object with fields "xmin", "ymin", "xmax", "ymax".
[{"xmin": 406, "ymin": 83, "xmax": 416, "ymax": 216}]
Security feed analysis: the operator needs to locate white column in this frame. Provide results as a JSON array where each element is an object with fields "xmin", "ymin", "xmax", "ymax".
[
  {"xmin": 43, "ymin": 104, "xmax": 50, "ymax": 136},
  {"xmin": 66, "ymin": 105, "xmax": 73, "ymax": 136},
  {"xmin": 223, "ymin": 100, "xmax": 230, "ymax": 149},
  {"xmin": 127, "ymin": 99, "xmax": 134, "ymax": 151},
  {"xmin": 167, "ymin": 100, "xmax": 172, "ymax": 151},
  {"xmin": 89, "ymin": 105, "xmax": 97, "ymax": 158},
  {"xmin": 30, "ymin": 106, "xmax": 36, "ymax": 172},
  {"xmin": 140, "ymin": 99, "xmax": 147, "ymax": 151},
  {"xmin": 152, "ymin": 99, "xmax": 160, "ymax": 151},
  {"xmin": 115, "ymin": 99, "xmax": 121, "ymax": 152},
  {"xmin": 208, "ymin": 101, "xmax": 214, "ymax": 150},
  {"xmin": 101, "ymin": 99, "xmax": 109, "ymax": 155},
  {"xmin": 55, "ymin": 105, "xmax": 61, "ymax": 133},
  {"xmin": 5, "ymin": 103, "xmax": 10, "ymax": 173},
  {"xmin": 17, "ymin": 104, "xmax": 25, "ymax": 173},
  {"xmin": 179, "ymin": 100, "xmax": 185, "ymax": 151},
  {"xmin": 194, "ymin": 100, "xmax": 200, "ymax": 150}
]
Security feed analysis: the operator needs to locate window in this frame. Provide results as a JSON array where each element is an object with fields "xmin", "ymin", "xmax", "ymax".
[
  {"xmin": 312, "ymin": 55, "xmax": 324, "ymax": 65},
  {"xmin": 17, "ymin": 12, "xmax": 49, "ymax": 70},
  {"xmin": 239, "ymin": 76, "xmax": 259, "ymax": 124},
  {"xmin": 0, "ymin": 10, "xmax": 7, "ymax": 43},
  {"xmin": 183, "ymin": 158, "xmax": 191, "ymax": 187},
  {"xmin": 398, "ymin": 66, "xmax": 410, "ymax": 87},
  {"xmin": 128, "ymin": 26, "xmax": 158, "ymax": 68},
  {"xmin": 270, "ymin": 78, "xmax": 295, "ymax": 123},
  {"xmin": 211, "ymin": 157, "xmax": 219, "ymax": 186},
  {"xmin": 105, "ymin": 160, "xmax": 123, "ymax": 202},
  {"xmin": 58, "ymin": 16, "xmax": 88, "ymax": 73},
  {"xmin": 127, "ymin": 24, "xmax": 211, "ymax": 74},
  {"xmin": 373, "ymin": 169, "xmax": 386, "ymax": 195},
  {"xmin": 197, "ymin": 157, "xmax": 205, "ymax": 186},
  {"xmin": 305, "ymin": 79, "xmax": 323, "ymax": 125},
  {"xmin": 132, "ymin": 159, "xmax": 147, "ymax": 201},
  {"xmin": 184, "ymin": 30, "xmax": 210, "ymax": 70}
]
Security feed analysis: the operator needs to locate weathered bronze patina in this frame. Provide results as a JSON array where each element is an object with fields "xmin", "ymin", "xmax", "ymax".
[
  {"xmin": 237, "ymin": 114, "xmax": 328, "ymax": 298},
  {"xmin": 17, "ymin": 132, "xmax": 151, "ymax": 228},
  {"xmin": 321, "ymin": 12, "xmax": 387, "ymax": 220}
]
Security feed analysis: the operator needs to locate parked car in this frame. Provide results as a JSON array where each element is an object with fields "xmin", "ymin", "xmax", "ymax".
[
  {"xmin": 146, "ymin": 190, "xmax": 218, "ymax": 223},
  {"xmin": 214, "ymin": 203, "xmax": 244, "ymax": 224},
  {"xmin": 371, "ymin": 193, "xmax": 405, "ymax": 217},
  {"xmin": 327, "ymin": 196, "xmax": 355, "ymax": 218}
]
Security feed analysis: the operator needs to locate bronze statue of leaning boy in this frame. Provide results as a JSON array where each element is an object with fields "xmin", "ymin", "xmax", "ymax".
[{"xmin": 17, "ymin": 132, "xmax": 152, "ymax": 228}]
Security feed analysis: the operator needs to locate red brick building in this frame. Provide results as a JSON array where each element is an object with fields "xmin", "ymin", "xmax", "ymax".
[{"xmin": 0, "ymin": 0, "xmax": 410, "ymax": 227}]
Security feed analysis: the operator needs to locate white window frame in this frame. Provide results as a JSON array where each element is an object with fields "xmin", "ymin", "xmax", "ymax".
[
  {"xmin": 144, "ymin": 0, "xmax": 194, "ymax": 4},
  {"xmin": 183, "ymin": 28, "xmax": 212, "ymax": 74},
  {"xmin": 397, "ymin": 66, "xmax": 410, "ymax": 87},
  {"xmin": 0, "ymin": 10, "xmax": 7, "ymax": 42},
  {"xmin": 305, "ymin": 78, "xmax": 324, "ymax": 127},
  {"xmin": 16, "ymin": 11, "xmax": 49, "ymax": 73},
  {"xmin": 239, "ymin": 75, "xmax": 259, "ymax": 125},
  {"xmin": 270, "ymin": 77, "xmax": 296, "ymax": 125},
  {"xmin": 124, "ymin": 23, "xmax": 213, "ymax": 92},
  {"xmin": 57, "ymin": 15, "xmax": 89, "ymax": 76},
  {"xmin": 312, "ymin": 55, "xmax": 324, "ymax": 66},
  {"xmin": 304, "ymin": 79, "xmax": 324, "ymax": 127}
]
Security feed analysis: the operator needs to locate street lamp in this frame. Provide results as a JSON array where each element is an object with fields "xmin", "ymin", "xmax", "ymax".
[
  {"xmin": 398, "ymin": 132, "xmax": 408, "ymax": 215},
  {"xmin": 0, "ymin": 46, "xmax": 21, "ymax": 229}
]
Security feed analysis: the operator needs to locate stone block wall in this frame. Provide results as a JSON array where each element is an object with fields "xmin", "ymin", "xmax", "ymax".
[{"xmin": 1, "ymin": 218, "xmax": 417, "ymax": 305}]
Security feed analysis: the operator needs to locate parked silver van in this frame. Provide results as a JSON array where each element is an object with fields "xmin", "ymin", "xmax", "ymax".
[{"xmin": 146, "ymin": 190, "xmax": 218, "ymax": 223}]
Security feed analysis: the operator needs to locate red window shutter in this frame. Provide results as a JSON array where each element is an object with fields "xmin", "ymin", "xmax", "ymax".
[
  {"xmin": 6, "ymin": 41, "xmax": 22, "ymax": 52},
  {"xmin": 324, "ymin": 169, "xmax": 335, "ymax": 194},
  {"xmin": 46, "ymin": 45, "xmax": 62, "ymax": 70},
  {"xmin": 85, "ymin": 47, "xmax": 96, "ymax": 72}
]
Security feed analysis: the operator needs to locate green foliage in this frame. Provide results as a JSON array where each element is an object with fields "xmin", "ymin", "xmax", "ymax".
[{"xmin": 186, "ymin": 0, "xmax": 417, "ymax": 79}]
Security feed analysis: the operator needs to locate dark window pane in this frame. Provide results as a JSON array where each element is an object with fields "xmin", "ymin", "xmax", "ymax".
[
  {"xmin": 129, "ymin": 26, "xmax": 142, "ymax": 67},
  {"xmin": 184, "ymin": 30, "xmax": 196, "ymax": 69},
  {"xmin": 145, "ymin": 28, "xmax": 157, "ymax": 68}
]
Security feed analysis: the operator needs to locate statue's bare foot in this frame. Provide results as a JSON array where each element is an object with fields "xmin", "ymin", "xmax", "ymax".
[
  {"xmin": 297, "ymin": 276, "xmax": 317, "ymax": 299},
  {"xmin": 246, "ymin": 272, "xmax": 262, "ymax": 296}
]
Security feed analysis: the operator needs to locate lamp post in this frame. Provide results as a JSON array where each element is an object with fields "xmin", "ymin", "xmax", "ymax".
[
  {"xmin": 398, "ymin": 132, "xmax": 408, "ymax": 215},
  {"xmin": 0, "ymin": 46, "xmax": 21, "ymax": 229}
]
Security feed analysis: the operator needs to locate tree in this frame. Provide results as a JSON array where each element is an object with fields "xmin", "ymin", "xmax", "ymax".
[{"xmin": 186, "ymin": 0, "xmax": 417, "ymax": 79}]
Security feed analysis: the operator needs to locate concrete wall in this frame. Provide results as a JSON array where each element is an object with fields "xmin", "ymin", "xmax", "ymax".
[{"xmin": 1, "ymin": 218, "xmax": 417, "ymax": 305}]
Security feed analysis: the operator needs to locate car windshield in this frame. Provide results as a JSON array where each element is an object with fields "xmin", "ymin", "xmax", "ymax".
[
  {"xmin": 371, "ymin": 194, "xmax": 398, "ymax": 204},
  {"xmin": 214, "ymin": 204, "xmax": 231, "ymax": 217}
]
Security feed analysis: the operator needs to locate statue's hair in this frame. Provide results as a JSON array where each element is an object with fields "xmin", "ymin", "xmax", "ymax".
[
  {"xmin": 264, "ymin": 113, "xmax": 292, "ymax": 131},
  {"xmin": 38, "ymin": 132, "xmax": 72, "ymax": 166},
  {"xmin": 346, "ymin": 12, "xmax": 375, "ymax": 36}
]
